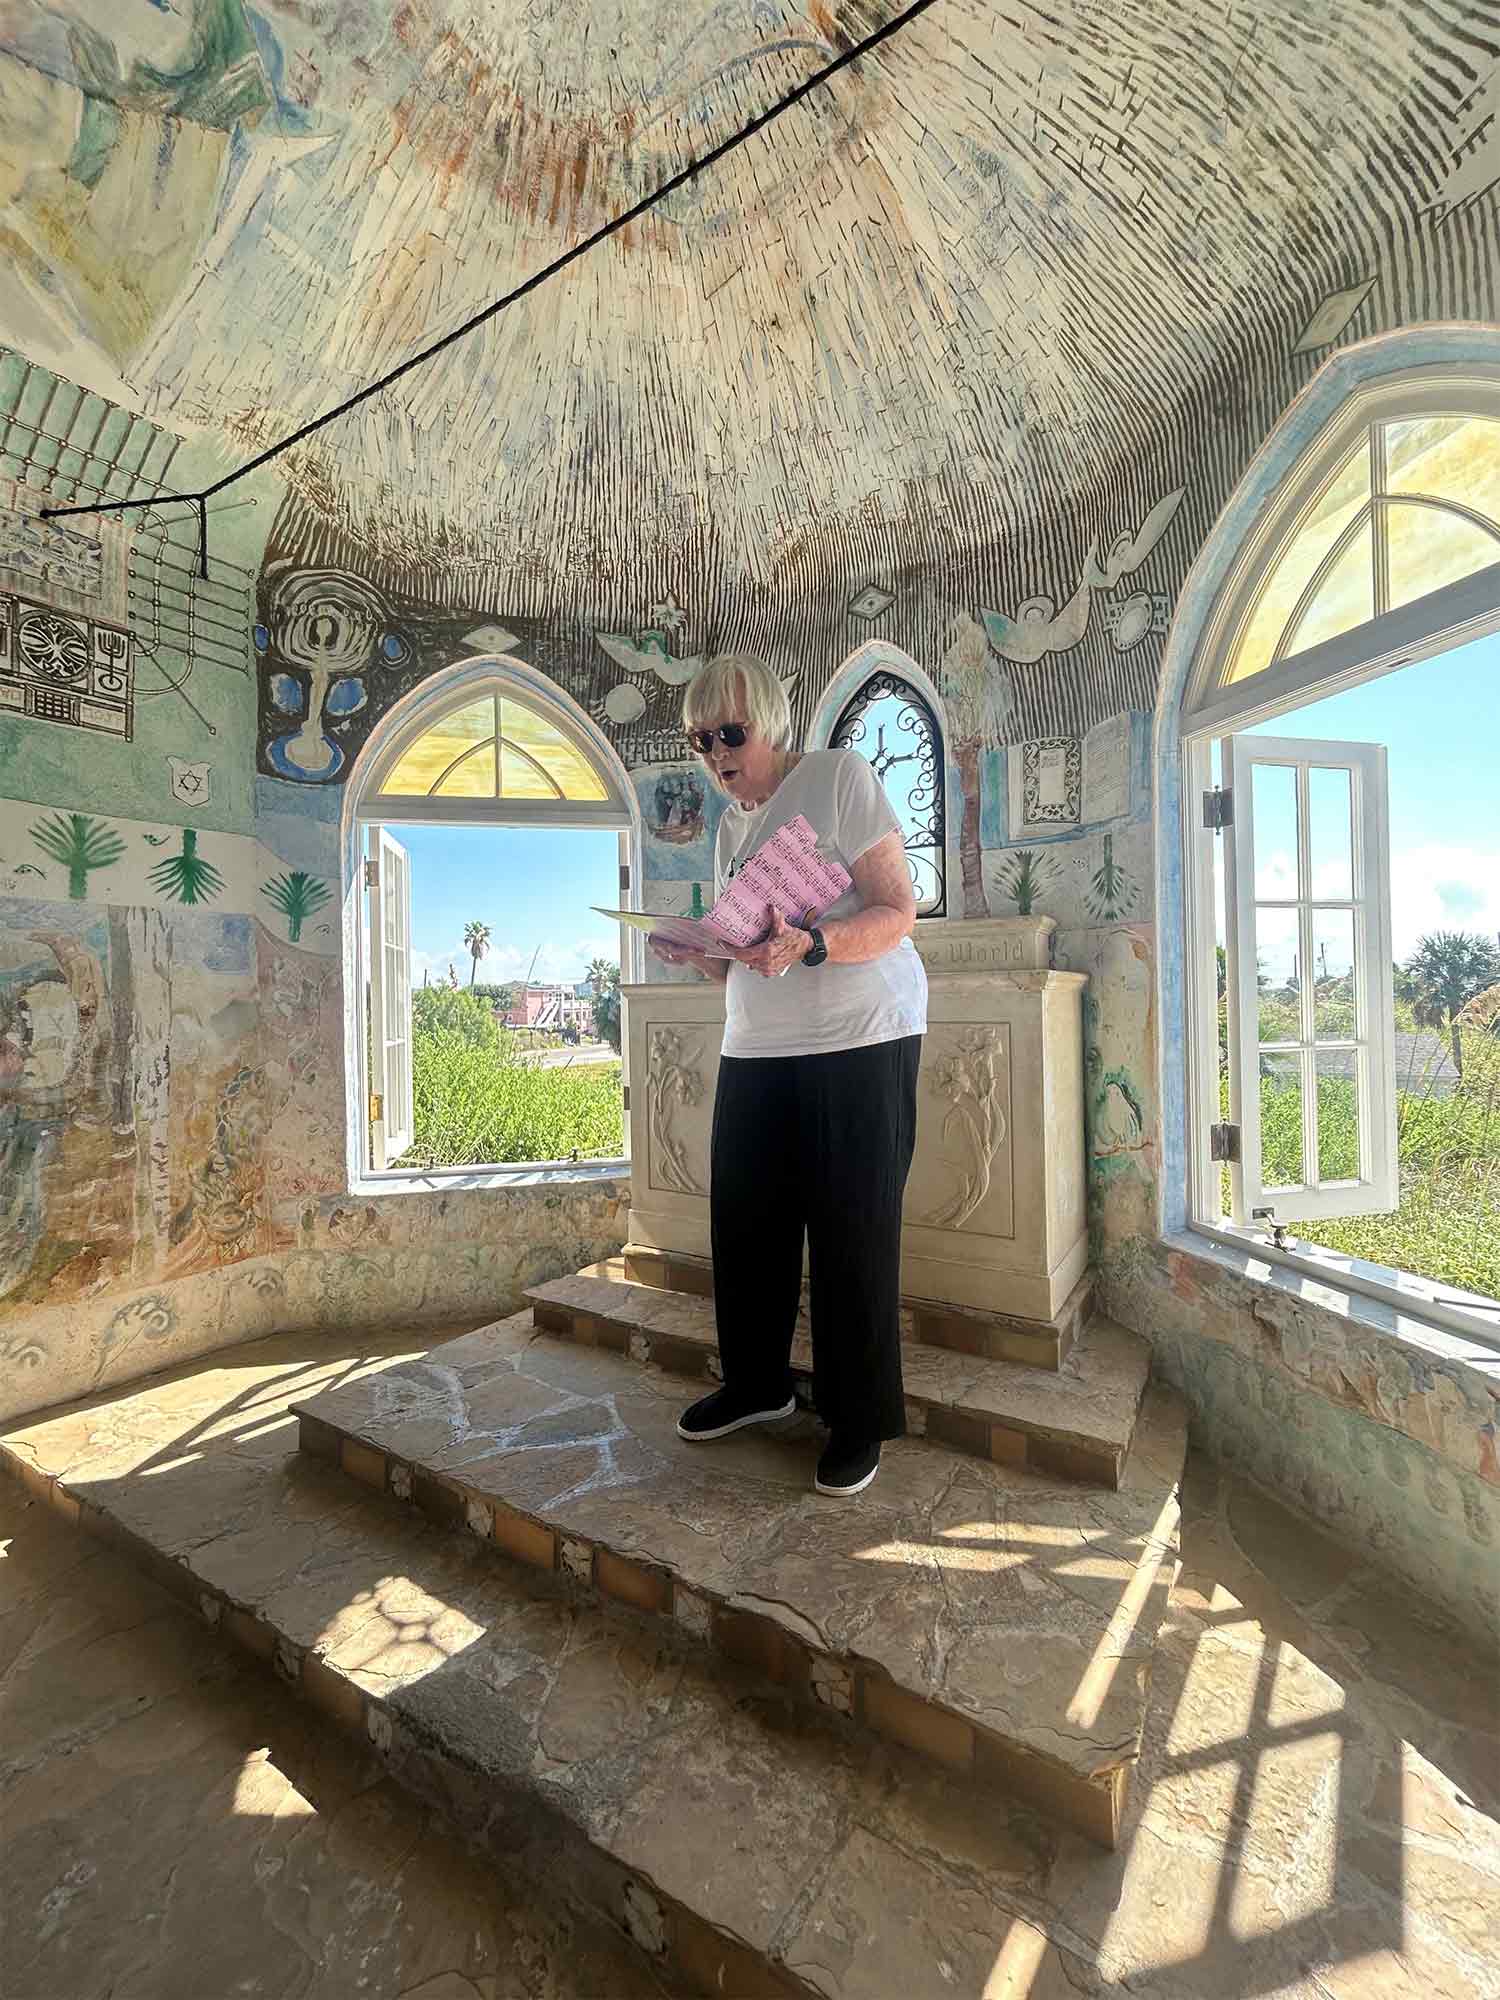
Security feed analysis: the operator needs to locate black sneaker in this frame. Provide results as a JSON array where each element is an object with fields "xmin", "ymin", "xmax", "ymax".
[
  {"xmin": 814, "ymin": 1436, "xmax": 881, "ymax": 1497},
  {"xmin": 677, "ymin": 1386, "xmax": 796, "ymax": 1442}
]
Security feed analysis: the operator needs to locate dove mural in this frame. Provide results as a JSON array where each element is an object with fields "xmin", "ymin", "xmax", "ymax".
[{"xmin": 981, "ymin": 488, "xmax": 1186, "ymax": 665}]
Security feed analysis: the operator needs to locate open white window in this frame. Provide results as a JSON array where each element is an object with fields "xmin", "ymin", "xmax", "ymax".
[
  {"xmin": 350, "ymin": 662, "xmax": 637, "ymax": 1177},
  {"xmin": 367, "ymin": 825, "xmax": 413, "ymax": 1169},
  {"xmin": 1222, "ymin": 735, "xmax": 1395, "ymax": 1224},
  {"xmin": 1180, "ymin": 373, "xmax": 1500, "ymax": 1334}
]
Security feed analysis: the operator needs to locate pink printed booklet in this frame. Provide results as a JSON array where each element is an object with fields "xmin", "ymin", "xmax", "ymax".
[{"xmin": 594, "ymin": 814, "xmax": 851, "ymax": 959}]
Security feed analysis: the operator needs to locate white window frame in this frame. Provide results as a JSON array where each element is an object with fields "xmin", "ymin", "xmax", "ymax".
[
  {"xmin": 1223, "ymin": 734, "xmax": 1396, "ymax": 1225},
  {"xmin": 367, "ymin": 824, "xmax": 414, "ymax": 1169},
  {"xmin": 1180, "ymin": 373, "xmax": 1500, "ymax": 1345},
  {"xmin": 348, "ymin": 660, "xmax": 639, "ymax": 1185}
]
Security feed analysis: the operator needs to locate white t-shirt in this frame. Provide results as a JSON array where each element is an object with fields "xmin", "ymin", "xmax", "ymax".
[{"xmin": 715, "ymin": 750, "xmax": 929, "ymax": 1060}]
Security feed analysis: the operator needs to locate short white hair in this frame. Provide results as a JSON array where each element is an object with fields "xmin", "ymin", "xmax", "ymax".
[{"xmin": 683, "ymin": 653, "xmax": 792, "ymax": 750}]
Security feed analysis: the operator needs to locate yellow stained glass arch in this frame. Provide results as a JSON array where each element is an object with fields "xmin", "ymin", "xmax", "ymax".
[
  {"xmin": 1221, "ymin": 413, "xmax": 1500, "ymax": 691},
  {"xmin": 376, "ymin": 689, "xmax": 612, "ymax": 803}
]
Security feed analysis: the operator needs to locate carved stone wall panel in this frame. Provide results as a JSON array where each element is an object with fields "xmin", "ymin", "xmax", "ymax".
[
  {"xmin": 913, "ymin": 1025, "xmax": 1015, "ymax": 1238},
  {"xmin": 645, "ymin": 1024, "xmax": 712, "ymax": 1201}
]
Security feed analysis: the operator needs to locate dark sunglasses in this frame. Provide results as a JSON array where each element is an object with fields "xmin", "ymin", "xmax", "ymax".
[{"xmin": 688, "ymin": 722, "xmax": 749, "ymax": 755}]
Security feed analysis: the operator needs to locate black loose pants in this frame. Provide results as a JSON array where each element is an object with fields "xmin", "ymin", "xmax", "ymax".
[{"xmin": 709, "ymin": 1036, "xmax": 922, "ymax": 1443}]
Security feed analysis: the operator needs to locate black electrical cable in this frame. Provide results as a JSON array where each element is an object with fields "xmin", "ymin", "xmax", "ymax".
[{"xmin": 40, "ymin": 0, "xmax": 942, "ymax": 574}]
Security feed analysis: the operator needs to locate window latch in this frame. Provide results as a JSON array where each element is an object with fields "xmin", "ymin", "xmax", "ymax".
[{"xmin": 1252, "ymin": 1205, "xmax": 1290, "ymax": 1250}]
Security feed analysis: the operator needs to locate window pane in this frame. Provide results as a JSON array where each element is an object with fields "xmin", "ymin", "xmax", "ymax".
[
  {"xmin": 499, "ymin": 700, "xmax": 609, "ymax": 802},
  {"xmin": 1251, "ymin": 762, "xmax": 1298, "ymax": 902},
  {"xmin": 1311, "ymin": 908, "xmax": 1356, "ymax": 1038},
  {"xmin": 1314, "ymin": 1049, "xmax": 1360, "ymax": 1182},
  {"xmin": 1307, "ymin": 765, "xmax": 1352, "ymax": 901},
  {"xmin": 1225, "ymin": 440, "xmax": 1370, "ymax": 685},
  {"xmin": 1280, "ymin": 518, "xmax": 1375, "ymax": 657},
  {"xmin": 434, "ymin": 740, "xmax": 498, "ymax": 796},
  {"xmin": 1384, "ymin": 415, "xmax": 1500, "ymax": 524},
  {"xmin": 1386, "ymin": 499, "xmax": 1500, "ymax": 612},
  {"xmin": 1259, "ymin": 1053, "xmax": 1305, "ymax": 1188},
  {"xmin": 832, "ymin": 673, "xmax": 946, "ymax": 916},
  {"xmin": 383, "ymin": 698, "xmax": 493, "ymax": 794},
  {"xmin": 1256, "ymin": 906, "xmax": 1301, "ymax": 1043}
]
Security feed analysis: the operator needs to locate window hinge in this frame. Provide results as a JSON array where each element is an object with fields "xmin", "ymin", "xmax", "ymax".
[
  {"xmin": 621, "ymin": 1084, "xmax": 630, "ymax": 1114},
  {"xmin": 369, "ymin": 1091, "xmax": 383, "ymax": 1125},
  {"xmin": 619, "ymin": 862, "xmax": 631, "ymax": 894},
  {"xmin": 1202, "ymin": 786, "xmax": 1233, "ymax": 832},
  {"xmin": 364, "ymin": 857, "xmax": 379, "ymax": 888},
  {"xmin": 1209, "ymin": 1121, "xmax": 1240, "ymax": 1162}
]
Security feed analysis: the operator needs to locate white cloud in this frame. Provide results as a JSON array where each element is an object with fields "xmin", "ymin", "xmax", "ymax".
[
  {"xmin": 1389, "ymin": 843, "xmax": 1500, "ymax": 962},
  {"xmin": 1226, "ymin": 841, "xmax": 1500, "ymax": 973}
]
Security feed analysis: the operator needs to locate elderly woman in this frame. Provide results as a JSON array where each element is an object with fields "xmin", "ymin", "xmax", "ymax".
[{"xmin": 653, "ymin": 654, "xmax": 927, "ymax": 1497}]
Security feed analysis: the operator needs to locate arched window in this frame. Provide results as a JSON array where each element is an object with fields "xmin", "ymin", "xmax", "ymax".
[
  {"xmin": 361, "ymin": 678, "xmax": 628, "ymax": 821},
  {"xmin": 350, "ymin": 664, "xmax": 635, "ymax": 1171},
  {"xmin": 831, "ymin": 669, "xmax": 947, "ymax": 916},
  {"xmin": 1187, "ymin": 390, "xmax": 1500, "ymax": 731},
  {"xmin": 1173, "ymin": 361, "xmax": 1500, "ymax": 1338}
]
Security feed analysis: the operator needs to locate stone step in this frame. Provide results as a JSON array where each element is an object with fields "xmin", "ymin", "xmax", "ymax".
[
  {"xmin": 0, "ymin": 1319, "xmax": 1185, "ymax": 2000},
  {"xmin": 290, "ymin": 1309, "xmax": 1186, "ymax": 1853},
  {"xmin": 528, "ymin": 1268, "xmax": 1149, "ymax": 1490},
  {"xmin": 620, "ymin": 1244, "xmax": 1092, "ymax": 1370}
]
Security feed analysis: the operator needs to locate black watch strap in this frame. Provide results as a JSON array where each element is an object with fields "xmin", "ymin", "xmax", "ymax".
[{"xmin": 802, "ymin": 927, "xmax": 828, "ymax": 968}]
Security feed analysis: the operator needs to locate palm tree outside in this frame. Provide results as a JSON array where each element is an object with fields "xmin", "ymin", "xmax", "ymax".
[
  {"xmin": 464, "ymin": 920, "xmax": 492, "ymax": 987},
  {"xmin": 1407, "ymin": 930, "xmax": 1500, "ymax": 1081}
]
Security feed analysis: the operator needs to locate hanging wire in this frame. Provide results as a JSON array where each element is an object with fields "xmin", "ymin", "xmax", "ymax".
[{"xmin": 39, "ymin": 0, "xmax": 941, "ymax": 573}]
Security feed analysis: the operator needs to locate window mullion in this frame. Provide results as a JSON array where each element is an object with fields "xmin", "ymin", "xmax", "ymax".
[
  {"xmin": 1296, "ymin": 762, "xmax": 1318, "ymax": 1191},
  {"xmin": 1371, "ymin": 421, "xmax": 1390, "ymax": 619}
]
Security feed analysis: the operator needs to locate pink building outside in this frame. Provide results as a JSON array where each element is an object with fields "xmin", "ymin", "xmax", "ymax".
[{"xmin": 504, "ymin": 983, "xmax": 596, "ymax": 1034}]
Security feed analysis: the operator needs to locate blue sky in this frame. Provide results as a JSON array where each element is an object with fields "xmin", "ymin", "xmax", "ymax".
[
  {"xmin": 1245, "ymin": 625, "xmax": 1500, "ymax": 964},
  {"xmin": 391, "ymin": 823, "xmax": 622, "ymax": 988}
]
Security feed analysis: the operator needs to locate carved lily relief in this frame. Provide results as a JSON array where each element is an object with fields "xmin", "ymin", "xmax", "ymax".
[
  {"xmin": 922, "ymin": 1028, "xmax": 1008, "ymax": 1229},
  {"xmin": 647, "ymin": 1026, "xmax": 705, "ymax": 1197}
]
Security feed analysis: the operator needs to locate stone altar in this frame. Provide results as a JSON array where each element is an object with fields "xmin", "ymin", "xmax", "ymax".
[{"xmin": 621, "ymin": 917, "xmax": 1089, "ymax": 1332}]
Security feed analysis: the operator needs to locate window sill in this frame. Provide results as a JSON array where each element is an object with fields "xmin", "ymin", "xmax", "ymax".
[
  {"xmin": 1167, "ymin": 1224, "xmax": 1500, "ymax": 1371},
  {"xmin": 351, "ymin": 1158, "xmax": 630, "ymax": 1196}
]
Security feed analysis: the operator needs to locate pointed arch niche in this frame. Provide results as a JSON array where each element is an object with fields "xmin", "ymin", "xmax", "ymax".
[
  {"xmin": 342, "ymin": 655, "xmax": 640, "ymax": 1184},
  {"xmin": 809, "ymin": 642, "xmax": 956, "ymax": 919}
]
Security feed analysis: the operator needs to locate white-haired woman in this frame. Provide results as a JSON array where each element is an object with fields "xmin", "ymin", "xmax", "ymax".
[{"xmin": 653, "ymin": 654, "xmax": 927, "ymax": 1496}]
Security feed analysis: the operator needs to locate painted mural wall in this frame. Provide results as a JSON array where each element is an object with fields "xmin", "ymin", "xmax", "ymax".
[{"xmin": 0, "ymin": 356, "xmax": 628, "ymax": 1422}]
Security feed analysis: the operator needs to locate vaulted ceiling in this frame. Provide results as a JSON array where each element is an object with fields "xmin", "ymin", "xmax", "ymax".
[{"xmin": 2, "ymin": 1, "xmax": 1496, "ymax": 592}]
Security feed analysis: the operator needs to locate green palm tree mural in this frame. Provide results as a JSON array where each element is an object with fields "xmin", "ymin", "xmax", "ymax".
[
  {"xmin": 261, "ymin": 870, "xmax": 332, "ymax": 942},
  {"xmin": 30, "ymin": 812, "xmax": 126, "ymax": 900},
  {"xmin": 1086, "ymin": 833, "xmax": 1136, "ymax": 921},
  {"xmin": 148, "ymin": 828, "xmax": 224, "ymax": 906},
  {"xmin": 994, "ymin": 847, "xmax": 1051, "ymax": 915}
]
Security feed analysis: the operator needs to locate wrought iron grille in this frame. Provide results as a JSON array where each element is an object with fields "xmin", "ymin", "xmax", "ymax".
[{"xmin": 831, "ymin": 670, "xmax": 946, "ymax": 916}]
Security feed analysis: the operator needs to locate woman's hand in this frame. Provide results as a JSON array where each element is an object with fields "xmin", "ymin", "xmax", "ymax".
[
  {"xmin": 650, "ymin": 940, "xmax": 724, "ymax": 982},
  {"xmin": 735, "ymin": 907, "xmax": 812, "ymax": 980}
]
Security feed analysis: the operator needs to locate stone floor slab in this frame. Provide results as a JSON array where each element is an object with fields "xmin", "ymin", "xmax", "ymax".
[
  {"xmin": 528, "ymin": 1273, "xmax": 1150, "ymax": 1486},
  {"xmin": 290, "ymin": 1310, "xmax": 1184, "ymax": 1839}
]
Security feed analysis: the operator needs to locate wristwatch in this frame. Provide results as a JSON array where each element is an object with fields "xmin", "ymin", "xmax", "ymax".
[{"xmin": 802, "ymin": 927, "xmax": 828, "ymax": 968}]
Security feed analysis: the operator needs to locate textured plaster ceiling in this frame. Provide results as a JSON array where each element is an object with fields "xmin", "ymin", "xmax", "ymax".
[{"xmin": 1, "ymin": 1, "xmax": 1496, "ymax": 587}]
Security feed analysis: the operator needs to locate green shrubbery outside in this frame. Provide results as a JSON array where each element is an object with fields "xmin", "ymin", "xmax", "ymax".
[
  {"xmin": 397, "ymin": 987, "xmax": 623, "ymax": 1168},
  {"xmin": 1232, "ymin": 1018, "xmax": 1499, "ymax": 1300}
]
